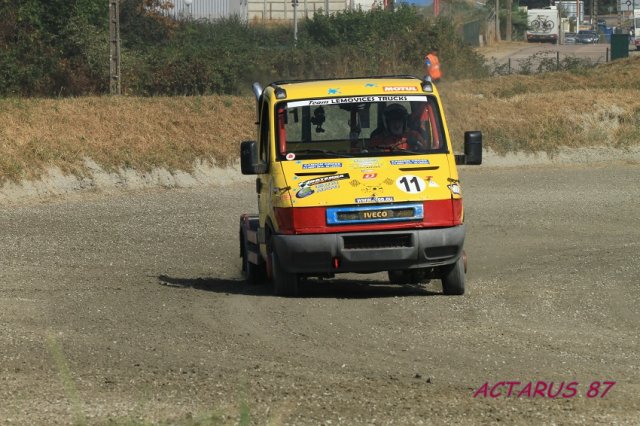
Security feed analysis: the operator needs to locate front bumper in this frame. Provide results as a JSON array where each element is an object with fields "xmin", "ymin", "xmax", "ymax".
[{"xmin": 272, "ymin": 225, "xmax": 466, "ymax": 274}]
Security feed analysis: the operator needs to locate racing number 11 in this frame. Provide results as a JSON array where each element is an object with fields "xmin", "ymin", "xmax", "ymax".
[{"xmin": 399, "ymin": 176, "xmax": 422, "ymax": 193}]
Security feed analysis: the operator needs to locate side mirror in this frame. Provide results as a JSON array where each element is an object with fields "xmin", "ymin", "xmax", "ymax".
[
  {"xmin": 455, "ymin": 131, "xmax": 483, "ymax": 165},
  {"xmin": 240, "ymin": 140, "xmax": 259, "ymax": 175}
]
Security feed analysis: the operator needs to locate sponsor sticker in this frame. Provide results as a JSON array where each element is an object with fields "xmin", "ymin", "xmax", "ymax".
[
  {"xmin": 287, "ymin": 96, "xmax": 428, "ymax": 108},
  {"xmin": 363, "ymin": 172, "xmax": 377, "ymax": 179},
  {"xmin": 383, "ymin": 86, "xmax": 418, "ymax": 92},
  {"xmin": 299, "ymin": 173, "xmax": 350, "ymax": 188},
  {"xmin": 390, "ymin": 159, "xmax": 431, "ymax": 165},
  {"xmin": 315, "ymin": 181, "xmax": 339, "ymax": 192},
  {"xmin": 302, "ymin": 162, "xmax": 342, "ymax": 169},
  {"xmin": 296, "ymin": 187, "xmax": 315, "ymax": 199},
  {"xmin": 352, "ymin": 158, "xmax": 381, "ymax": 168},
  {"xmin": 355, "ymin": 196, "xmax": 394, "ymax": 204},
  {"xmin": 362, "ymin": 186, "xmax": 384, "ymax": 193},
  {"xmin": 285, "ymin": 152, "xmax": 296, "ymax": 161}
]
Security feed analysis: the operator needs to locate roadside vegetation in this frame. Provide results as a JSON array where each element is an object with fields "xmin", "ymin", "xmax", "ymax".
[
  {"xmin": 2, "ymin": 55, "xmax": 639, "ymax": 184},
  {"xmin": 1, "ymin": 1, "xmax": 639, "ymax": 184},
  {"xmin": 0, "ymin": 1, "xmax": 486, "ymax": 97},
  {"xmin": 444, "ymin": 56, "xmax": 640, "ymax": 154}
]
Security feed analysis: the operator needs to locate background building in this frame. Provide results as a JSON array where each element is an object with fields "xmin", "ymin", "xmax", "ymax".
[{"xmin": 163, "ymin": 0, "xmax": 381, "ymax": 22}]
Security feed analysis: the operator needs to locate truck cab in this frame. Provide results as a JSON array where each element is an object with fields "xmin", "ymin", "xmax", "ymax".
[{"xmin": 239, "ymin": 76, "xmax": 482, "ymax": 296}]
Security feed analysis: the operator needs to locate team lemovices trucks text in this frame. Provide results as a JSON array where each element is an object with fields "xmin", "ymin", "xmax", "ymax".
[{"xmin": 239, "ymin": 76, "xmax": 482, "ymax": 296}]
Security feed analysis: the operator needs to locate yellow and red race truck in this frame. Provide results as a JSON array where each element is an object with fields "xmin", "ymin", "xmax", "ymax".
[{"xmin": 239, "ymin": 76, "xmax": 482, "ymax": 296}]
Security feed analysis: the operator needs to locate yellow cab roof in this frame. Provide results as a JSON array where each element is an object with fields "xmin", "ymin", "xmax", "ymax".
[{"xmin": 263, "ymin": 76, "xmax": 437, "ymax": 100}]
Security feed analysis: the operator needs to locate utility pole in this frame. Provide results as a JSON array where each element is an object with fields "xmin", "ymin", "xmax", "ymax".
[
  {"xmin": 506, "ymin": 0, "xmax": 512, "ymax": 41},
  {"xmin": 495, "ymin": 0, "xmax": 501, "ymax": 42},
  {"xmin": 292, "ymin": 0, "xmax": 299, "ymax": 45},
  {"xmin": 109, "ymin": 0, "xmax": 121, "ymax": 95}
]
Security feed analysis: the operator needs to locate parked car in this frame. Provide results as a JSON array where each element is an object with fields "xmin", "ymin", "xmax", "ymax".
[
  {"xmin": 564, "ymin": 32, "xmax": 577, "ymax": 44},
  {"xmin": 576, "ymin": 30, "xmax": 599, "ymax": 44}
]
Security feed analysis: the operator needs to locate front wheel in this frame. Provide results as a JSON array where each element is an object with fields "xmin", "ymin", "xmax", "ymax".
[
  {"xmin": 271, "ymin": 250, "xmax": 299, "ymax": 297},
  {"xmin": 440, "ymin": 256, "xmax": 465, "ymax": 296}
]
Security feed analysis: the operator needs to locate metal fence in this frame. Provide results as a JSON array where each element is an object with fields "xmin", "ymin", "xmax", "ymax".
[{"xmin": 488, "ymin": 49, "xmax": 612, "ymax": 75}]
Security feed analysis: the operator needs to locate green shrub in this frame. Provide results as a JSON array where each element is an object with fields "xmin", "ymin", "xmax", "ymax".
[{"xmin": 0, "ymin": 2, "xmax": 486, "ymax": 97}]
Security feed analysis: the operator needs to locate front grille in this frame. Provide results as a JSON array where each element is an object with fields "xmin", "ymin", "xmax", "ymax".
[
  {"xmin": 337, "ymin": 207, "xmax": 416, "ymax": 222},
  {"xmin": 326, "ymin": 203, "xmax": 423, "ymax": 225},
  {"xmin": 343, "ymin": 234, "xmax": 412, "ymax": 250}
]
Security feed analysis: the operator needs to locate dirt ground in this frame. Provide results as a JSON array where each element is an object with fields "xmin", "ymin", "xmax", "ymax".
[
  {"xmin": 1, "ymin": 160, "xmax": 639, "ymax": 425},
  {"xmin": 476, "ymin": 40, "xmax": 625, "ymax": 69}
]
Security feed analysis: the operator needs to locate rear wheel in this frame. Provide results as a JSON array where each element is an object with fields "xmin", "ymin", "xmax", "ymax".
[
  {"xmin": 240, "ymin": 228, "xmax": 266, "ymax": 284},
  {"xmin": 271, "ymin": 250, "xmax": 299, "ymax": 297},
  {"xmin": 441, "ymin": 257, "xmax": 465, "ymax": 296}
]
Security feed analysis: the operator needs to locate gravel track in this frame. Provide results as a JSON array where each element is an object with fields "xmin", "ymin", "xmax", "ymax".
[{"xmin": 1, "ymin": 161, "xmax": 639, "ymax": 424}]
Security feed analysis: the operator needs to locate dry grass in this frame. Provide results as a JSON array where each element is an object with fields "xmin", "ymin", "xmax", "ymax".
[
  {"xmin": 0, "ymin": 96, "xmax": 254, "ymax": 183},
  {"xmin": 1, "ymin": 56, "xmax": 639, "ymax": 183},
  {"xmin": 442, "ymin": 56, "xmax": 640, "ymax": 155}
]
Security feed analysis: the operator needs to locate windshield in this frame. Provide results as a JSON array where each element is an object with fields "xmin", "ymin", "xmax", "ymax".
[{"xmin": 274, "ymin": 95, "xmax": 447, "ymax": 160}]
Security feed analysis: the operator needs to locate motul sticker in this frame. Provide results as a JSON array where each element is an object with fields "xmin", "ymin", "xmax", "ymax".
[{"xmin": 383, "ymin": 86, "xmax": 418, "ymax": 92}]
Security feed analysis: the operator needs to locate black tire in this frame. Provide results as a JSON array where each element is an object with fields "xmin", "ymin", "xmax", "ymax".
[
  {"xmin": 271, "ymin": 250, "xmax": 299, "ymax": 297},
  {"xmin": 240, "ymin": 229, "xmax": 266, "ymax": 285},
  {"xmin": 242, "ymin": 248, "xmax": 267, "ymax": 284},
  {"xmin": 388, "ymin": 269, "xmax": 428, "ymax": 284},
  {"xmin": 441, "ymin": 256, "xmax": 465, "ymax": 296}
]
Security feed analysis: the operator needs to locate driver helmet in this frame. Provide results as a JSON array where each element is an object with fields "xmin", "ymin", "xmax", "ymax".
[{"xmin": 383, "ymin": 103, "xmax": 408, "ymax": 136}]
